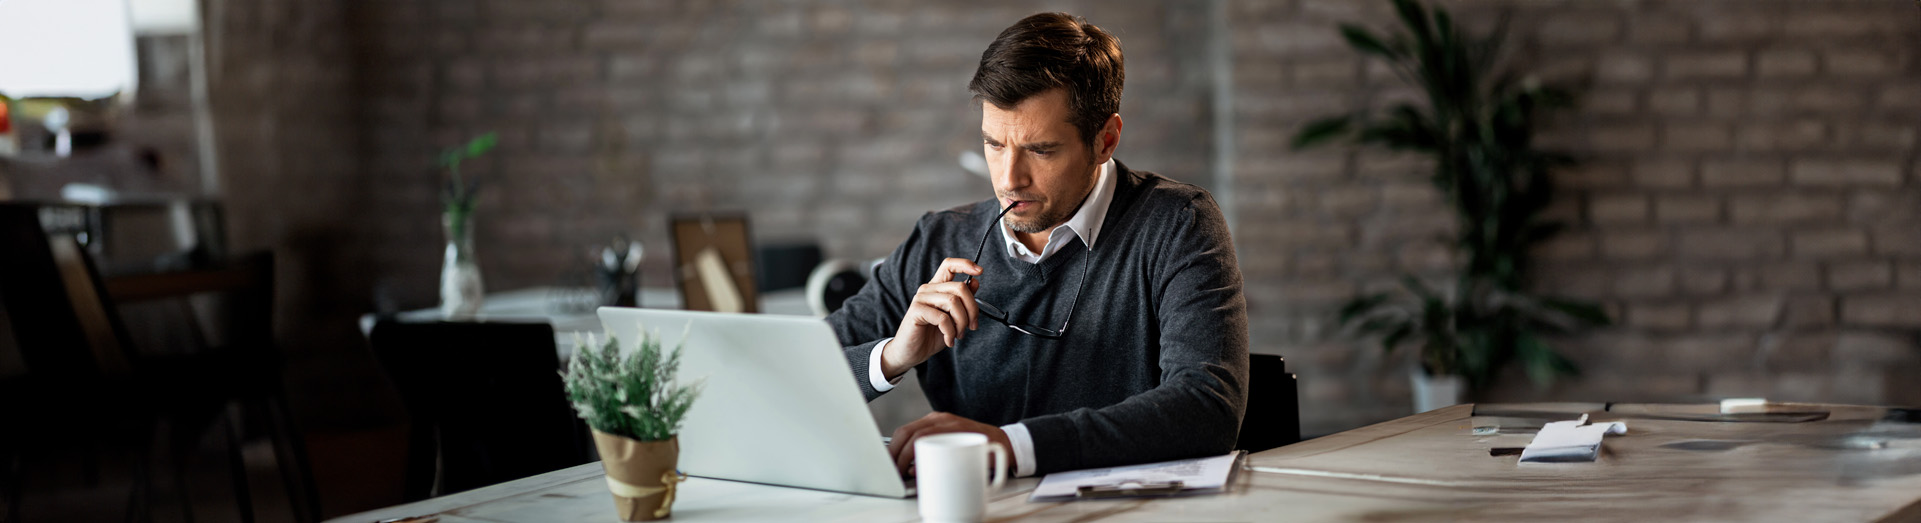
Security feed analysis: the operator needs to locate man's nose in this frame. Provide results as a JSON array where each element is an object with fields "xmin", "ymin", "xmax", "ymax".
[{"xmin": 995, "ymin": 150, "xmax": 1029, "ymax": 192}]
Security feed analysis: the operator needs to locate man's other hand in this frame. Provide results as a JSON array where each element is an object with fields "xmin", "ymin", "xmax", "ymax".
[
  {"xmin": 887, "ymin": 412, "xmax": 1015, "ymax": 478},
  {"xmin": 881, "ymin": 258, "xmax": 982, "ymax": 378}
]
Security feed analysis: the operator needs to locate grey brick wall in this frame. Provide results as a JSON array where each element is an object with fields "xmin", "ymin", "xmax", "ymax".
[
  {"xmin": 1236, "ymin": 0, "xmax": 1921, "ymax": 433},
  {"xmin": 205, "ymin": 0, "xmax": 1921, "ymax": 437},
  {"xmin": 351, "ymin": 0, "xmax": 1219, "ymax": 302},
  {"xmin": 204, "ymin": 0, "xmax": 368, "ymax": 355}
]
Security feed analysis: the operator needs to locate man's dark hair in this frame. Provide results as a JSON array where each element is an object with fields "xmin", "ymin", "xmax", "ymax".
[{"xmin": 969, "ymin": 12, "xmax": 1124, "ymax": 150}]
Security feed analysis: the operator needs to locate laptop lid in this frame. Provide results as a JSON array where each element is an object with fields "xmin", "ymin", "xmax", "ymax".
[{"xmin": 595, "ymin": 307, "xmax": 909, "ymax": 498}]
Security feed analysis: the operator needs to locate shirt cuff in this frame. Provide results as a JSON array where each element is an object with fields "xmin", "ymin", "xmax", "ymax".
[
  {"xmin": 1000, "ymin": 422, "xmax": 1038, "ymax": 477},
  {"xmin": 867, "ymin": 337, "xmax": 904, "ymax": 392}
]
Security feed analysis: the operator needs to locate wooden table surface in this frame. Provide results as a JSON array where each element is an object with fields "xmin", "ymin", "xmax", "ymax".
[{"xmin": 328, "ymin": 403, "xmax": 1921, "ymax": 522}]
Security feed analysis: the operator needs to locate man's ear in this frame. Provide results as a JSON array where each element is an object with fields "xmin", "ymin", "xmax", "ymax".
[{"xmin": 1093, "ymin": 114, "xmax": 1123, "ymax": 164}]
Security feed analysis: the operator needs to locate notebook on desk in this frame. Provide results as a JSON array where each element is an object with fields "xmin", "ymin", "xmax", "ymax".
[{"xmin": 596, "ymin": 307, "xmax": 914, "ymax": 498}]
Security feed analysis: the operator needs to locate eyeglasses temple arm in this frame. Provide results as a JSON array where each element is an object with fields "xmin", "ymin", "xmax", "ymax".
[{"xmin": 955, "ymin": 203, "xmax": 1015, "ymax": 285}]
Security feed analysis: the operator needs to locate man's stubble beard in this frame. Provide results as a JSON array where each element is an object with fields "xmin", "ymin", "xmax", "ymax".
[
  {"xmin": 1005, "ymin": 158, "xmax": 1098, "ymax": 234},
  {"xmin": 1007, "ymin": 205, "xmax": 1075, "ymax": 234}
]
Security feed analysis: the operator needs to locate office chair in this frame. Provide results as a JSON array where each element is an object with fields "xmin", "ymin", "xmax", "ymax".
[
  {"xmin": 756, "ymin": 243, "xmax": 824, "ymax": 293},
  {"xmin": 367, "ymin": 320, "xmax": 592, "ymax": 500},
  {"xmin": 0, "ymin": 203, "xmax": 316, "ymax": 523},
  {"xmin": 1236, "ymin": 353, "xmax": 1302, "ymax": 453},
  {"xmin": 805, "ymin": 258, "xmax": 872, "ymax": 317}
]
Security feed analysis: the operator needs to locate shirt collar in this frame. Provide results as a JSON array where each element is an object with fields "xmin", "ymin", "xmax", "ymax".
[{"xmin": 998, "ymin": 158, "xmax": 1117, "ymax": 262}]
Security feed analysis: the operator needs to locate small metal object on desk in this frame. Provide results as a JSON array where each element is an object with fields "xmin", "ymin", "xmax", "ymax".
[
  {"xmin": 375, "ymin": 515, "xmax": 439, "ymax": 523},
  {"xmin": 1883, "ymin": 408, "xmax": 1921, "ymax": 424},
  {"xmin": 1076, "ymin": 481, "xmax": 1186, "ymax": 498}
]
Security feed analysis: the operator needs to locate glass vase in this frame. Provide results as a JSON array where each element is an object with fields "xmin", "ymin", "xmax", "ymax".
[{"xmin": 439, "ymin": 212, "xmax": 484, "ymax": 318}]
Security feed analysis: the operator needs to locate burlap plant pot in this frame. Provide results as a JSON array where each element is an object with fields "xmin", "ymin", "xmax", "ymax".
[{"xmin": 592, "ymin": 430, "xmax": 686, "ymax": 521}]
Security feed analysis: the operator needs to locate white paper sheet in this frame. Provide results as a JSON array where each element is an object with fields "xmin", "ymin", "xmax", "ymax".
[
  {"xmin": 1029, "ymin": 452, "xmax": 1240, "ymax": 501},
  {"xmin": 1519, "ymin": 414, "xmax": 1628, "ymax": 463}
]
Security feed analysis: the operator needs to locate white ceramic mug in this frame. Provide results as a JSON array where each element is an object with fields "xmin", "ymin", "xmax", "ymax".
[{"xmin": 914, "ymin": 432, "xmax": 1009, "ymax": 523}]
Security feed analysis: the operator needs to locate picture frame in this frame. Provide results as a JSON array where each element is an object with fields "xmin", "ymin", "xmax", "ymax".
[{"xmin": 668, "ymin": 213, "xmax": 758, "ymax": 313}]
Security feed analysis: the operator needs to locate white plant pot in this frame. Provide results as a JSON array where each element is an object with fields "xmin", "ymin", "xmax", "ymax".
[{"xmin": 1410, "ymin": 371, "xmax": 1464, "ymax": 413}]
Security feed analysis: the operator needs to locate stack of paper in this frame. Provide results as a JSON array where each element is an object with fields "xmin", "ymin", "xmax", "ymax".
[
  {"xmin": 1519, "ymin": 414, "xmax": 1627, "ymax": 462},
  {"xmin": 1029, "ymin": 452, "xmax": 1241, "ymax": 501}
]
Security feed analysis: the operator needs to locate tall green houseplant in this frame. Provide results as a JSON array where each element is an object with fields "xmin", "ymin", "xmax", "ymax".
[{"xmin": 1294, "ymin": 0, "xmax": 1610, "ymax": 392}]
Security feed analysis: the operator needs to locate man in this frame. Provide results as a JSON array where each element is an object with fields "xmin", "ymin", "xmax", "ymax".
[{"xmin": 826, "ymin": 12, "xmax": 1248, "ymax": 478}]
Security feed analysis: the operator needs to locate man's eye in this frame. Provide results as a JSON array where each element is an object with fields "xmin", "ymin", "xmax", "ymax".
[
  {"xmin": 985, "ymin": 140, "xmax": 1003, "ymax": 149},
  {"xmin": 1031, "ymin": 149, "xmax": 1053, "ymax": 157}
]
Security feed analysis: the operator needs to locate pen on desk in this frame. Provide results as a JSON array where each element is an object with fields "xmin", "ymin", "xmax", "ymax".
[{"xmin": 374, "ymin": 515, "xmax": 438, "ymax": 523}]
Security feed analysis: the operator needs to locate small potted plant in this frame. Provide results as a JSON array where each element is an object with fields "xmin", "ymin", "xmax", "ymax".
[{"xmin": 563, "ymin": 324, "xmax": 702, "ymax": 521}]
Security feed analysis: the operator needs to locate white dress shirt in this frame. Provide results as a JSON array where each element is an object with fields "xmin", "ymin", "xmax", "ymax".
[{"xmin": 868, "ymin": 158, "xmax": 1117, "ymax": 477}]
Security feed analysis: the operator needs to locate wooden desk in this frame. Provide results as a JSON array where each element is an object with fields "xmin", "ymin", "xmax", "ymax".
[{"xmin": 328, "ymin": 403, "xmax": 1921, "ymax": 522}]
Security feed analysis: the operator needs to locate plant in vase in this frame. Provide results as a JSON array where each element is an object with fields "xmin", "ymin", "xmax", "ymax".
[
  {"xmin": 437, "ymin": 132, "xmax": 497, "ymax": 318},
  {"xmin": 563, "ymin": 324, "xmax": 702, "ymax": 521},
  {"xmin": 1294, "ymin": 0, "xmax": 1611, "ymax": 410}
]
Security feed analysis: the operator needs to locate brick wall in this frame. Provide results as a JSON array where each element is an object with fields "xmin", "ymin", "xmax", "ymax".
[
  {"xmin": 204, "ymin": 0, "xmax": 1921, "ymax": 437},
  {"xmin": 352, "ymin": 0, "xmax": 1219, "ymax": 303},
  {"xmin": 206, "ymin": 0, "xmax": 367, "ymax": 353},
  {"xmin": 1236, "ymin": 0, "xmax": 1921, "ymax": 433}
]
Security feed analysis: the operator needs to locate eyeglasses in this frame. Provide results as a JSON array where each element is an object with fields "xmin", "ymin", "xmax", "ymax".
[{"xmin": 953, "ymin": 204, "xmax": 1092, "ymax": 339}]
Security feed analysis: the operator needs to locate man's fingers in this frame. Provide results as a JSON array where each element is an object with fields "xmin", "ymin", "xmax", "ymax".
[
  {"xmin": 925, "ymin": 307, "xmax": 959, "ymax": 347},
  {"xmin": 955, "ymin": 278, "xmax": 980, "ymax": 331},
  {"xmin": 888, "ymin": 424, "xmax": 911, "ymax": 464},
  {"xmin": 892, "ymin": 424, "xmax": 922, "ymax": 476},
  {"xmin": 895, "ymin": 440, "xmax": 917, "ymax": 477},
  {"xmin": 934, "ymin": 291, "xmax": 973, "ymax": 338},
  {"xmin": 889, "ymin": 412, "xmax": 962, "ymax": 477},
  {"xmin": 912, "ymin": 294, "xmax": 967, "ymax": 346},
  {"xmin": 931, "ymin": 258, "xmax": 985, "ymax": 284},
  {"xmin": 888, "ymin": 412, "xmax": 999, "ymax": 478}
]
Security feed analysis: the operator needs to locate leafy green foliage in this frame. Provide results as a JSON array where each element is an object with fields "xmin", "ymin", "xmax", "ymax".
[
  {"xmin": 1297, "ymin": 0, "xmax": 1611, "ymax": 391},
  {"xmin": 562, "ymin": 324, "xmax": 702, "ymax": 442},
  {"xmin": 438, "ymin": 132, "xmax": 498, "ymax": 237}
]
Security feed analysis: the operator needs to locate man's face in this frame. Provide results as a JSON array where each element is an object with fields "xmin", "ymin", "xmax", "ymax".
[{"xmin": 981, "ymin": 89, "xmax": 1107, "ymax": 234}]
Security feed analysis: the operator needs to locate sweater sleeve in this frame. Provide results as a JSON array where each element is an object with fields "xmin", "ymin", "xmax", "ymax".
[
  {"xmin": 826, "ymin": 216, "xmax": 930, "ymax": 402},
  {"xmin": 1017, "ymin": 192, "xmax": 1251, "ymax": 474}
]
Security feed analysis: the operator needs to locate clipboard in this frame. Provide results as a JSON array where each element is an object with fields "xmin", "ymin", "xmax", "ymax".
[{"xmin": 1029, "ymin": 451, "xmax": 1245, "ymax": 502}]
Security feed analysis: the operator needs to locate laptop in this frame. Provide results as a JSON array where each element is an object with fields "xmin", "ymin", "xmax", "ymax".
[{"xmin": 596, "ymin": 307, "xmax": 913, "ymax": 498}]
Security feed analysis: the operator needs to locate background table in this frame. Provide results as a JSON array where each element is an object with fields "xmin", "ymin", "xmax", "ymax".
[
  {"xmin": 360, "ymin": 286, "xmax": 814, "ymax": 346},
  {"xmin": 356, "ymin": 286, "xmax": 938, "ymax": 446},
  {"xmin": 329, "ymin": 402, "xmax": 1921, "ymax": 522}
]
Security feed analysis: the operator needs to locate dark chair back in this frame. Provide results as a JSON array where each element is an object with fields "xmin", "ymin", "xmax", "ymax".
[
  {"xmin": 756, "ymin": 243, "xmax": 822, "ymax": 292},
  {"xmin": 368, "ymin": 320, "xmax": 591, "ymax": 500},
  {"xmin": 0, "ymin": 203, "xmax": 130, "ymax": 378},
  {"xmin": 1, "ymin": 203, "xmax": 318, "ymax": 522},
  {"xmin": 1236, "ymin": 353, "xmax": 1301, "ymax": 453},
  {"xmin": 805, "ymin": 259, "xmax": 871, "ymax": 316}
]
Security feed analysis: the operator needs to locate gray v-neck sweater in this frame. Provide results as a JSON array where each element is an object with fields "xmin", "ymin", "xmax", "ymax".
[{"xmin": 827, "ymin": 161, "xmax": 1249, "ymax": 475}]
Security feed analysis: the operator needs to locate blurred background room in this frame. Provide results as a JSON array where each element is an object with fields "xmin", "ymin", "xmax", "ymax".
[{"xmin": 1, "ymin": 0, "xmax": 1917, "ymax": 521}]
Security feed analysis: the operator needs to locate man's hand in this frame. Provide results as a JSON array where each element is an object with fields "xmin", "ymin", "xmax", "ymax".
[
  {"xmin": 880, "ymin": 258, "xmax": 982, "ymax": 378},
  {"xmin": 887, "ymin": 412, "xmax": 1016, "ymax": 478}
]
